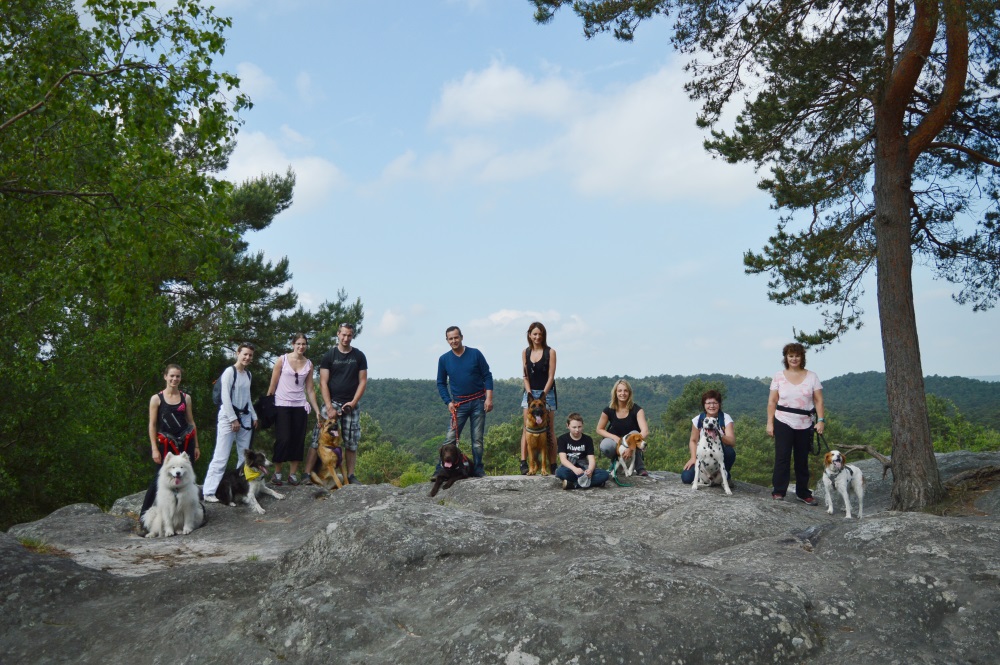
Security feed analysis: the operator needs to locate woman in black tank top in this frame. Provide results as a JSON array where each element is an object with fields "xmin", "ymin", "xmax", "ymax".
[
  {"xmin": 140, "ymin": 365, "xmax": 200, "ymax": 527},
  {"xmin": 519, "ymin": 322, "xmax": 557, "ymax": 474}
]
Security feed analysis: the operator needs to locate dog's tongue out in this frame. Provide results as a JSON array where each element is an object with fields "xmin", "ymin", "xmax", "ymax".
[
  {"xmin": 443, "ymin": 461, "xmax": 453, "ymax": 468},
  {"xmin": 535, "ymin": 416, "xmax": 543, "ymax": 425},
  {"xmin": 173, "ymin": 477, "xmax": 183, "ymax": 486}
]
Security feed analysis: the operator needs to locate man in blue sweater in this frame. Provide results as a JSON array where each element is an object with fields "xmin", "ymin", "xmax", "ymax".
[{"xmin": 437, "ymin": 326, "xmax": 494, "ymax": 477}]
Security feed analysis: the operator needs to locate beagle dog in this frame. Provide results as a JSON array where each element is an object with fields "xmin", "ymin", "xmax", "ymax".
[
  {"xmin": 822, "ymin": 450, "xmax": 864, "ymax": 519},
  {"xmin": 617, "ymin": 431, "xmax": 647, "ymax": 477}
]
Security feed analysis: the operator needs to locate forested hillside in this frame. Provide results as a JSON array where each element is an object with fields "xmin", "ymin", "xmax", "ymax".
[{"xmin": 365, "ymin": 373, "xmax": 1000, "ymax": 446}]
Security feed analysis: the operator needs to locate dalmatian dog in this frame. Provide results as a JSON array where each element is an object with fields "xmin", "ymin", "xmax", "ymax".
[
  {"xmin": 822, "ymin": 450, "xmax": 864, "ymax": 519},
  {"xmin": 692, "ymin": 416, "xmax": 732, "ymax": 495}
]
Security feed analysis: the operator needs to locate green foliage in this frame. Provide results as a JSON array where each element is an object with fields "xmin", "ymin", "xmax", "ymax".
[
  {"xmin": 483, "ymin": 414, "xmax": 524, "ymax": 476},
  {"xmin": 398, "ymin": 462, "xmax": 436, "ymax": 488},
  {"xmin": 366, "ymin": 373, "xmax": 1000, "ymax": 447},
  {"xmin": 366, "ymin": 374, "xmax": 771, "ymax": 448},
  {"xmin": 0, "ymin": 0, "xmax": 363, "ymax": 529},
  {"xmin": 356, "ymin": 441, "xmax": 413, "ymax": 486}
]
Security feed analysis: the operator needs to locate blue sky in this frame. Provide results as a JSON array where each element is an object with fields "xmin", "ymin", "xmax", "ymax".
[{"xmin": 204, "ymin": 0, "xmax": 997, "ymax": 381}]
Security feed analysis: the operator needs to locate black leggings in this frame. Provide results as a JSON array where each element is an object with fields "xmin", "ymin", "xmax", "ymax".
[
  {"xmin": 272, "ymin": 406, "xmax": 307, "ymax": 463},
  {"xmin": 771, "ymin": 419, "xmax": 813, "ymax": 499}
]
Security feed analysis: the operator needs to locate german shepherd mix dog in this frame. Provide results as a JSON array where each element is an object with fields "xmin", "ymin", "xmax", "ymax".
[
  {"xmin": 216, "ymin": 448, "xmax": 285, "ymax": 515},
  {"xmin": 142, "ymin": 452, "xmax": 205, "ymax": 538},
  {"xmin": 310, "ymin": 417, "xmax": 347, "ymax": 491},
  {"xmin": 523, "ymin": 395, "xmax": 551, "ymax": 476},
  {"xmin": 429, "ymin": 442, "xmax": 474, "ymax": 497}
]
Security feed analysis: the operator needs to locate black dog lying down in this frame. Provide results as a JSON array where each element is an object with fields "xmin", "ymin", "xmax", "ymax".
[{"xmin": 429, "ymin": 442, "xmax": 474, "ymax": 497}]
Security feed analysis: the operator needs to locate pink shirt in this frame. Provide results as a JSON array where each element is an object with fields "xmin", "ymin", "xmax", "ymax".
[
  {"xmin": 275, "ymin": 354, "xmax": 313, "ymax": 411},
  {"xmin": 770, "ymin": 370, "xmax": 822, "ymax": 430}
]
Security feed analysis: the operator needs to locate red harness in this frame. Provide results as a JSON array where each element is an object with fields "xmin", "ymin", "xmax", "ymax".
[{"xmin": 157, "ymin": 428, "xmax": 196, "ymax": 457}]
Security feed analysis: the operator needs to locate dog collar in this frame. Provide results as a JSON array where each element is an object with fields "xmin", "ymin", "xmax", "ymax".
[
  {"xmin": 525, "ymin": 426, "xmax": 547, "ymax": 434},
  {"xmin": 244, "ymin": 464, "xmax": 263, "ymax": 481}
]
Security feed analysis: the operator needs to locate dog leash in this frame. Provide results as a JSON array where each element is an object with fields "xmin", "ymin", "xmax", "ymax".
[
  {"xmin": 812, "ymin": 431, "xmax": 831, "ymax": 456},
  {"xmin": 448, "ymin": 390, "xmax": 486, "ymax": 434},
  {"xmin": 609, "ymin": 459, "xmax": 633, "ymax": 487}
]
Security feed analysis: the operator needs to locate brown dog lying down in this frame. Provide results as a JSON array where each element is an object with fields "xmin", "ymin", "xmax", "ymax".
[
  {"xmin": 429, "ymin": 442, "xmax": 474, "ymax": 497},
  {"xmin": 524, "ymin": 395, "xmax": 551, "ymax": 476},
  {"xmin": 310, "ymin": 418, "xmax": 347, "ymax": 491}
]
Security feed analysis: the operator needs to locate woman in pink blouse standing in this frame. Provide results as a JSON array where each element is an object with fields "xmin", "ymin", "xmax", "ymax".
[
  {"xmin": 767, "ymin": 342, "xmax": 825, "ymax": 505},
  {"xmin": 266, "ymin": 333, "xmax": 321, "ymax": 486}
]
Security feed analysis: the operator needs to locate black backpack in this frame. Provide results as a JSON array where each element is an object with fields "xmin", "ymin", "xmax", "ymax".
[
  {"xmin": 212, "ymin": 366, "xmax": 251, "ymax": 407},
  {"xmin": 696, "ymin": 412, "xmax": 728, "ymax": 430}
]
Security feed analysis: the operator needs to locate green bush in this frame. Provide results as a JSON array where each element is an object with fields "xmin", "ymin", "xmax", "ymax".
[{"xmin": 398, "ymin": 462, "xmax": 436, "ymax": 488}]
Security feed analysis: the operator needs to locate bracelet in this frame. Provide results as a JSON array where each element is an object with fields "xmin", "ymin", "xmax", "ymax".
[{"xmin": 817, "ymin": 418, "xmax": 825, "ymax": 422}]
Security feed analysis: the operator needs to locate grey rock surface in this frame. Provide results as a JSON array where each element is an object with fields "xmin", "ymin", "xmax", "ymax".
[{"xmin": 3, "ymin": 451, "xmax": 1000, "ymax": 664}]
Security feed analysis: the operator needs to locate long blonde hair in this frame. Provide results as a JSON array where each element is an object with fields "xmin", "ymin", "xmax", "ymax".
[{"xmin": 609, "ymin": 379, "xmax": 635, "ymax": 411}]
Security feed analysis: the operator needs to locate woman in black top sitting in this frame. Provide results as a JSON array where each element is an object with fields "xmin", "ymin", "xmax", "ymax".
[
  {"xmin": 519, "ymin": 322, "xmax": 557, "ymax": 474},
  {"xmin": 597, "ymin": 379, "xmax": 650, "ymax": 476}
]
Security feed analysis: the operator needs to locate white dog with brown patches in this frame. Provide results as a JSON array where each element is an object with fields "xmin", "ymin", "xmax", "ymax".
[
  {"xmin": 822, "ymin": 450, "xmax": 864, "ymax": 519},
  {"xmin": 617, "ymin": 431, "xmax": 647, "ymax": 477}
]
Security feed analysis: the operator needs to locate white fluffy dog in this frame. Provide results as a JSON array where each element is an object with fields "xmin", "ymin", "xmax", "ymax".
[
  {"xmin": 142, "ymin": 451, "xmax": 205, "ymax": 538},
  {"xmin": 822, "ymin": 450, "xmax": 865, "ymax": 519}
]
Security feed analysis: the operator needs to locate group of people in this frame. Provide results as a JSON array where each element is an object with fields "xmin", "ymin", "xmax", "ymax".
[
  {"xmin": 140, "ymin": 323, "xmax": 368, "ymax": 523},
  {"xmin": 436, "ymin": 323, "xmax": 825, "ymax": 504},
  {"xmin": 141, "ymin": 320, "xmax": 825, "ymax": 523}
]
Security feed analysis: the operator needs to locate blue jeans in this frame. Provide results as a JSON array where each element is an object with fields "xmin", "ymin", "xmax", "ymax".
[
  {"xmin": 681, "ymin": 444, "xmax": 736, "ymax": 484},
  {"xmin": 555, "ymin": 466, "xmax": 610, "ymax": 489},
  {"xmin": 444, "ymin": 397, "xmax": 486, "ymax": 476}
]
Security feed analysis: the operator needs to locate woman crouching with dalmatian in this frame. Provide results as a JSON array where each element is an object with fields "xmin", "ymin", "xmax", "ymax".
[{"xmin": 681, "ymin": 389, "xmax": 736, "ymax": 487}]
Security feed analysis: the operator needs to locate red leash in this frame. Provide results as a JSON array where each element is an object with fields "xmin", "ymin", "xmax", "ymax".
[{"xmin": 449, "ymin": 390, "xmax": 486, "ymax": 434}]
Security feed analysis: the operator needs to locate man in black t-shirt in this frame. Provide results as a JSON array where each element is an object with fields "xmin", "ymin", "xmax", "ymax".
[{"xmin": 307, "ymin": 323, "xmax": 368, "ymax": 484}]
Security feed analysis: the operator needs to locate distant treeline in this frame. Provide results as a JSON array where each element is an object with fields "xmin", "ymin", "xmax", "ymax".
[{"xmin": 364, "ymin": 372, "xmax": 1000, "ymax": 447}]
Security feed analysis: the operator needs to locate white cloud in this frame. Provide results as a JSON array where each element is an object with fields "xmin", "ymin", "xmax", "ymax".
[
  {"xmin": 556, "ymin": 67, "xmax": 757, "ymax": 202},
  {"xmin": 471, "ymin": 309, "xmax": 561, "ymax": 329},
  {"xmin": 431, "ymin": 61, "xmax": 580, "ymax": 128},
  {"xmin": 279, "ymin": 124, "xmax": 311, "ymax": 147},
  {"xmin": 376, "ymin": 309, "xmax": 407, "ymax": 336},
  {"xmin": 384, "ymin": 62, "xmax": 759, "ymax": 203},
  {"xmin": 224, "ymin": 131, "xmax": 346, "ymax": 214},
  {"xmin": 554, "ymin": 314, "xmax": 589, "ymax": 340},
  {"xmin": 235, "ymin": 62, "xmax": 279, "ymax": 102},
  {"xmin": 296, "ymin": 71, "xmax": 323, "ymax": 105}
]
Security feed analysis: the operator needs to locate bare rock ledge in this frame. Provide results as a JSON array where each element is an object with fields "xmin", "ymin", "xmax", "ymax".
[{"xmin": 4, "ymin": 451, "xmax": 1000, "ymax": 664}]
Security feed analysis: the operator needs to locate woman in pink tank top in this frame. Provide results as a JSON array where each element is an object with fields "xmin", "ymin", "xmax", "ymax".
[{"xmin": 266, "ymin": 333, "xmax": 321, "ymax": 485}]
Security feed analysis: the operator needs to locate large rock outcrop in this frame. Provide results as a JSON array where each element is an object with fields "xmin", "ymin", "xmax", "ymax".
[{"xmin": 3, "ymin": 451, "xmax": 1000, "ymax": 664}]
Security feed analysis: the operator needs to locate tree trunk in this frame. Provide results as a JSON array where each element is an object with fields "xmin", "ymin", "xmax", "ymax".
[{"xmin": 872, "ymin": 116, "xmax": 945, "ymax": 511}]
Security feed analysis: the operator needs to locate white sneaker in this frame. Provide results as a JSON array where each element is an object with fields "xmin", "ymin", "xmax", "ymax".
[{"xmin": 204, "ymin": 494, "xmax": 219, "ymax": 503}]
